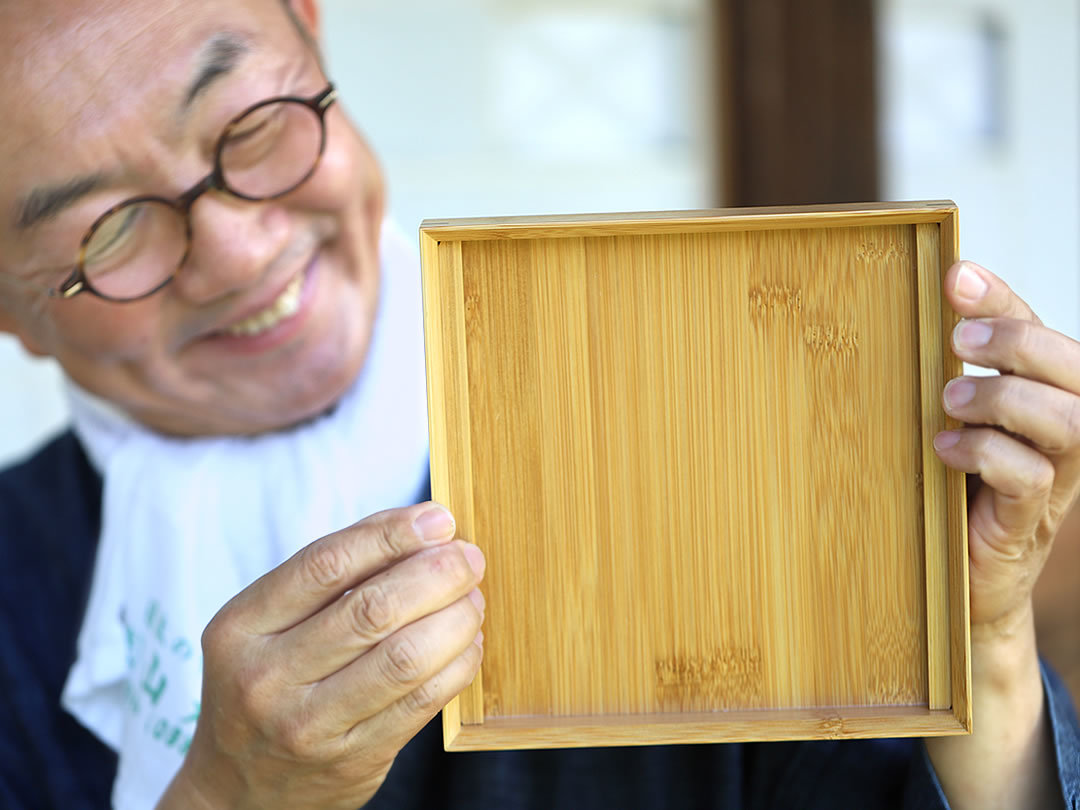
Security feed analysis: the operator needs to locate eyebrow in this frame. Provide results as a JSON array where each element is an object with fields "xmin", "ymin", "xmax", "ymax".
[
  {"xmin": 14, "ymin": 174, "xmax": 108, "ymax": 231},
  {"xmin": 11, "ymin": 33, "xmax": 252, "ymax": 232},
  {"xmin": 183, "ymin": 33, "xmax": 251, "ymax": 110}
]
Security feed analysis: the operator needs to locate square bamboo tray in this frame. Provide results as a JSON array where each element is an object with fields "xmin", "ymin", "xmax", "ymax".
[{"xmin": 420, "ymin": 202, "xmax": 971, "ymax": 751}]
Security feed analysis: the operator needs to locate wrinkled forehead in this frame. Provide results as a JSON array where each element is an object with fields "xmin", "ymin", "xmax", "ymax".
[
  {"xmin": 0, "ymin": 0, "xmax": 295, "ymax": 172},
  {"xmin": 0, "ymin": 0, "xmax": 306, "ymax": 248}
]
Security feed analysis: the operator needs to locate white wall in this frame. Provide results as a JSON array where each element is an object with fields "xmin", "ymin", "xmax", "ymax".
[
  {"xmin": 879, "ymin": 0, "xmax": 1080, "ymax": 341},
  {"xmin": 320, "ymin": 0, "xmax": 712, "ymax": 234},
  {"xmin": 0, "ymin": 339, "xmax": 69, "ymax": 464}
]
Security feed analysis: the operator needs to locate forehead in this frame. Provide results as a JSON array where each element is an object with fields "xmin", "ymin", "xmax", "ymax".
[
  {"xmin": 0, "ymin": 0, "xmax": 297, "ymax": 182},
  {"xmin": 3, "ymin": 0, "xmax": 284, "ymax": 111}
]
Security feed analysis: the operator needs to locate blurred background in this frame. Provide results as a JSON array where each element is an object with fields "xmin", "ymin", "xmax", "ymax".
[
  {"xmin": 3, "ymin": 0, "xmax": 1078, "ymax": 686},
  {"xmin": 5, "ymin": 0, "xmax": 1077, "ymax": 465}
]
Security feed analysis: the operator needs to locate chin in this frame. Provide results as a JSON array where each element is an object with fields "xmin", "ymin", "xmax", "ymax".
[
  {"xmin": 254, "ymin": 319, "xmax": 373, "ymax": 434},
  {"xmin": 277, "ymin": 357, "xmax": 366, "ymax": 430}
]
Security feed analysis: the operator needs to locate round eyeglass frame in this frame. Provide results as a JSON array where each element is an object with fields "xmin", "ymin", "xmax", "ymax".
[{"xmin": 50, "ymin": 82, "xmax": 339, "ymax": 303}]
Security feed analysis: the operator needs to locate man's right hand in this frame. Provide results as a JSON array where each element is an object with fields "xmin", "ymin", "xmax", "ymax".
[{"xmin": 157, "ymin": 503, "xmax": 485, "ymax": 810}]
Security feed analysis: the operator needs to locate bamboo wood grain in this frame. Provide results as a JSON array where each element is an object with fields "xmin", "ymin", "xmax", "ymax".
[
  {"xmin": 916, "ymin": 223, "xmax": 951, "ymax": 711},
  {"xmin": 421, "ymin": 204, "xmax": 970, "ymax": 749}
]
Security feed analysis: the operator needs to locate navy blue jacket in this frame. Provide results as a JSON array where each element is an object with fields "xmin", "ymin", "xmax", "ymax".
[{"xmin": 2, "ymin": 432, "xmax": 1078, "ymax": 809}]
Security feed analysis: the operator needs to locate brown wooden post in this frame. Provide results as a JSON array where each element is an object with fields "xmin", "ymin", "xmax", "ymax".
[{"xmin": 714, "ymin": 0, "xmax": 880, "ymax": 207}]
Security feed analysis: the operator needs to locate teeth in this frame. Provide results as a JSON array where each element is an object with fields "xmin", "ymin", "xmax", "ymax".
[{"xmin": 225, "ymin": 274, "xmax": 304, "ymax": 337}]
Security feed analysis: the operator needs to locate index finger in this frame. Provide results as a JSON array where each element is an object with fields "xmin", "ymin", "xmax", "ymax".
[
  {"xmin": 227, "ymin": 502, "xmax": 458, "ymax": 635},
  {"xmin": 943, "ymin": 261, "xmax": 1042, "ymax": 326}
]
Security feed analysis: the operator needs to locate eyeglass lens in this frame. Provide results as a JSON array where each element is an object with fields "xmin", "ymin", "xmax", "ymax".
[{"xmin": 81, "ymin": 98, "xmax": 326, "ymax": 301}]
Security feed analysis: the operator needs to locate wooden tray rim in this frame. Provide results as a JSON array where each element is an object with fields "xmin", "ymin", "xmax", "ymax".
[
  {"xmin": 445, "ymin": 707, "xmax": 969, "ymax": 751},
  {"xmin": 421, "ymin": 202, "xmax": 972, "ymax": 751},
  {"xmin": 420, "ymin": 200, "xmax": 958, "ymax": 242}
]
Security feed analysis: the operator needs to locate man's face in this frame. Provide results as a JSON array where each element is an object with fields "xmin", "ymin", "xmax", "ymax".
[{"xmin": 0, "ymin": 0, "xmax": 385, "ymax": 436}]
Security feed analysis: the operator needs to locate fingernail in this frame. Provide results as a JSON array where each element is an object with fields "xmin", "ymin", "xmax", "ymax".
[
  {"xmin": 934, "ymin": 431, "xmax": 961, "ymax": 451},
  {"xmin": 944, "ymin": 378, "xmax": 976, "ymax": 410},
  {"xmin": 462, "ymin": 543, "xmax": 486, "ymax": 576},
  {"xmin": 468, "ymin": 588, "xmax": 486, "ymax": 615},
  {"xmin": 473, "ymin": 630, "xmax": 485, "ymax": 648},
  {"xmin": 954, "ymin": 319, "xmax": 993, "ymax": 350},
  {"xmin": 413, "ymin": 504, "xmax": 455, "ymax": 542},
  {"xmin": 955, "ymin": 264, "xmax": 989, "ymax": 301}
]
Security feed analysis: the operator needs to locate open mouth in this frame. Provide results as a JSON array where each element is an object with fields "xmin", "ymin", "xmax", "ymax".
[{"xmin": 223, "ymin": 271, "xmax": 306, "ymax": 337}]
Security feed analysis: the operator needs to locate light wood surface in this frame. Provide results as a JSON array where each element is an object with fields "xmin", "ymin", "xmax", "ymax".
[
  {"xmin": 420, "ymin": 204, "xmax": 969, "ymax": 750},
  {"xmin": 916, "ymin": 223, "xmax": 949, "ymax": 711}
]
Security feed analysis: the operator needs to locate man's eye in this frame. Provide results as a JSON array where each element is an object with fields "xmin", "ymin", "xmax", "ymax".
[
  {"xmin": 85, "ymin": 205, "xmax": 143, "ymax": 264},
  {"xmin": 226, "ymin": 106, "xmax": 286, "ymax": 148},
  {"xmin": 228, "ymin": 118, "xmax": 270, "ymax": 144}
]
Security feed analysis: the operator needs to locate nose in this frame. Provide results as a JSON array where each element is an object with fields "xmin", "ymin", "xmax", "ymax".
[{"xmin": 169, "ymin": 189, "xmax": 292, "ymax": 305}]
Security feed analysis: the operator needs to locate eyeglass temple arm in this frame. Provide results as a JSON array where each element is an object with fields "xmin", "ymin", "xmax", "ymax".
[
  {"xmin": 316, "ymin": 85, "xmax": 338, "ymax": 111},
  {"xmin": 49, "ymin": 275, "xmax": 85, "ymax": 300}
]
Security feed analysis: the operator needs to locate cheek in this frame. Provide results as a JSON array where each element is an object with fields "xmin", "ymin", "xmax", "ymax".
[
  {"xmin": 43, "ymin": 297, "xmax": 165, "ymax": 362},
  {"xmin": 297, "ymin": 114, "xmax": 382, "ymax": 216}
]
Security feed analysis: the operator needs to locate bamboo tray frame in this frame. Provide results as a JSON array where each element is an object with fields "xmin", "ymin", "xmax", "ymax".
[{"xmin": 420, "ymin": 202, "xmax": 971, "ymax": 751}]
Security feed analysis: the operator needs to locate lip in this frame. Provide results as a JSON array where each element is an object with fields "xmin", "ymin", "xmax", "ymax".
[{"xmin": 200, "ymin": 253, "xmax": 320, "ymax": 355}]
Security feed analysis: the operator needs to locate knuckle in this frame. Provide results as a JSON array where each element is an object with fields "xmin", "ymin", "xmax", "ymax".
[
  {"xmin": 457, "ymin": 596, "xmax": 484, "ymax": 633},
  {"xmin": 1061, "ymin": 397, "xmax": 1080, "ymax": 451},
  {"xmin": 993, "ymin": 376, "xmax": 1021, "ymax": 415},
  {"xmin": 383, "ymin": 636, "xmax": 427, "ymax": 685},
  {"xmin": 363, "ymin": 507, "xmax": 419, "ymax": 562},
  {"xmin": 1012, "ymin": 319, "xmax": 1041, "ymax": 363},
  {"xmin": 1026, "ymin": 457, "xmax": 1055, "ymax": 496},
  {"xmin": 302, "ymin": 540, "xmax": 353, "ymax": 590},
  {"xmin": 427, "ymin": 545, "xmax": 474, "ymax": 587},
  {"xmin": 1047, "ymin": 496, "xmax": 1072, "ymax": 530},
  {"xmin": 401, "ymin": 645, "xmax": 482, "ymax": 720},
  {"xmin": 349, "ymin": 583, "xmax": 397, "ymax": 638},
  {"xmin": 968, "ymin": 429, "xmax": 995, "ymax": 460},
  {"xmin": 233, "ymin": 662, "xmax": 279, "ymax": 720},
  {"xmin": 371, "ymin": 514, "xmax": 407, "ymax": 560},
  {"xmin": 200, "ymin": 604, "xmax": 248, "ymax": 664},
  {"xmin": 402, "ymin": 677, "xmax": 443, "ymax": 717},
  {"xmin": 992, "ymin": 378, "xmax": 1031, "ymax": 436},
  {"xmin": 464, "ymin": 638, "xmax": 484, "ymax": 673},
  {"xmin": 278, "ymin": 715, "xmax": 321, "ymax": 759},
  {"xmin": 200, "ymin": 613, "xmax": 229, "ymax": 658}
]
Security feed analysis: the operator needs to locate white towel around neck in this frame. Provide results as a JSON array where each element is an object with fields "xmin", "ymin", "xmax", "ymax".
[{"xmin": 61, "ymin": 220, "xmax": 431, "ymax": 810}]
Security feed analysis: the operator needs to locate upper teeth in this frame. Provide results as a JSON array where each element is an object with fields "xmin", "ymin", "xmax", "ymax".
[{"xmin": 226, "ymin": 274, "xmax": 304, "ymax": 337}]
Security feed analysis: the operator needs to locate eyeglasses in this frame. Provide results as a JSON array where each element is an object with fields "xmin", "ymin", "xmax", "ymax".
[{"xmin": 50, "ymin": 83, "xmax": 339, "ymax": 303}]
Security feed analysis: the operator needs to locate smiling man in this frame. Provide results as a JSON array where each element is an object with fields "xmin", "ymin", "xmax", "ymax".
[
  {"xmin": 0, "ymin": 0, "xmax": 383, "ymax": 437},
  {"xmin": 0, "ymin": 1, "xmax": 1078, "ymax": 809}
]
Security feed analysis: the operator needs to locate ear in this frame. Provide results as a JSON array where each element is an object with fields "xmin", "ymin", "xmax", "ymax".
[{"xmin": 285, "ymin": 0, "xmax": 321, "ymax": 41}]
